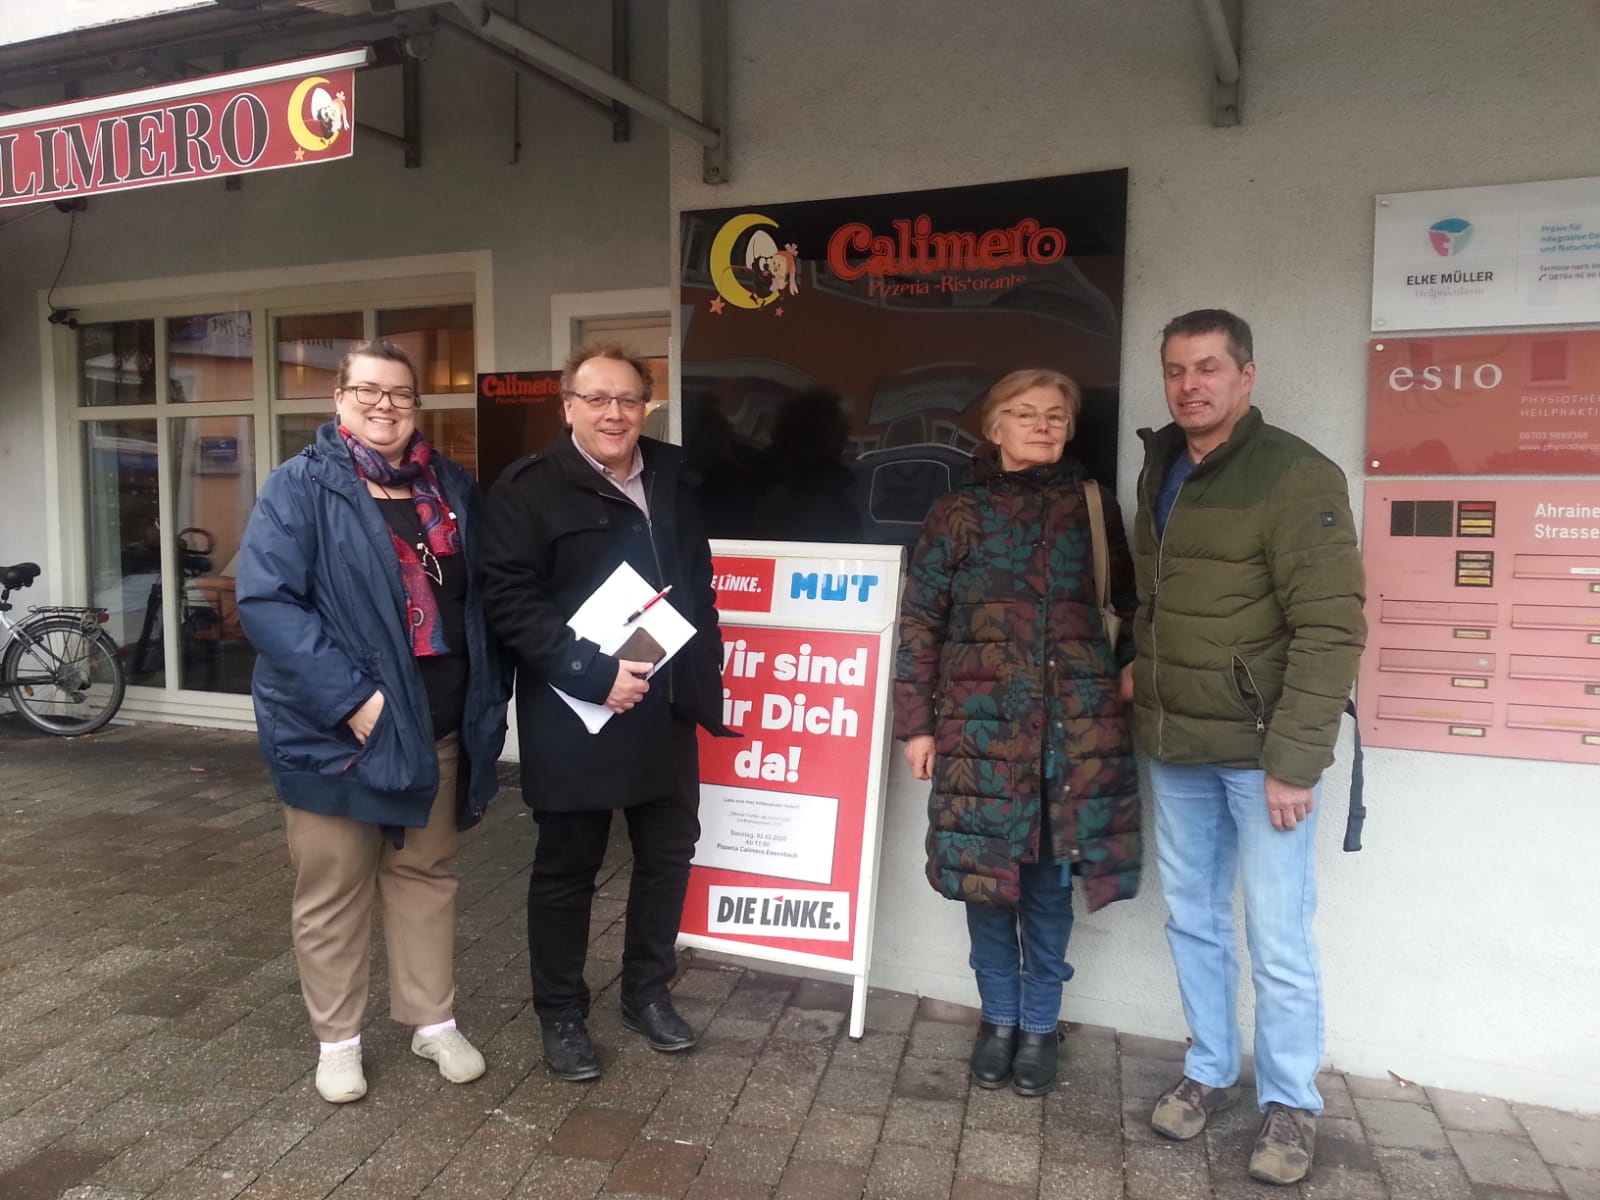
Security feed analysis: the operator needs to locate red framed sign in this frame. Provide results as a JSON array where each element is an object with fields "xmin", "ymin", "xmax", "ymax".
[
  {"xmin": 0, "ymin": 49, "xmax": 370, "ymax": 208},
  {"xmin": 1367, "ymin": 331, "xmax": 1600, "ymax": 475},
  {"xmin": 681, "ymin": 540, "xmax": 902, "ymax": 1036}
]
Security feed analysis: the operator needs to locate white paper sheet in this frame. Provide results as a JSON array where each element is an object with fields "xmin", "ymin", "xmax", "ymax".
[{"xmin": 551, "ymin": 561, "xmax": 696, "ymax": 734}]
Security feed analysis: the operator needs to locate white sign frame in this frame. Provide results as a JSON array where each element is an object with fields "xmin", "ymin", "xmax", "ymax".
[
  {"xmin": 679, "ymin": 539, "xmax": 903, "ymax": 1038},
  {"xmin": 1372, "ymin": 175, "xmax": 1600, "ymax": 332}
]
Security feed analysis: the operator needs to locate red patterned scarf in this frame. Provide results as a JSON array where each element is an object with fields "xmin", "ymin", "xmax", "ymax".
[{"xmin": 340, "ymin": 425, "xmax": 461, "ymax": 656}]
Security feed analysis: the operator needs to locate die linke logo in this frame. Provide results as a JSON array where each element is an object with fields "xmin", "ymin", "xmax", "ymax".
[
  {"xmin": 711, "ymin": 556, "xmax": 776, "ymax": 612},
  {"xmin": 708, "ymin": 887, "xmax": 851, "ymax": 942}
]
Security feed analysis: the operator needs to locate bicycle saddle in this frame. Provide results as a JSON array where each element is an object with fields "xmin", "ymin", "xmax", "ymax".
[{"xmin": 0, "ymin": 562, "xmax": 40, "ymax": 589}]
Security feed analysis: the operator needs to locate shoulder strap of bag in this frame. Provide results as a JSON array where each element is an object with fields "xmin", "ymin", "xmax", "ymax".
[
  {"xmin": 1342, "ymin": 697, "xmax": 1365, "ymax": 852},
  {"xmin": 1083, "ymin": 481, "xmax": 1110, "ymax": 611}
]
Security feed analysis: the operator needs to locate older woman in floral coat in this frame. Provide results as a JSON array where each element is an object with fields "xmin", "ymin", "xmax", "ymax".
[{"xmin": 893, "ymin": 367, "xmax": 1140, "ymax": 1097}]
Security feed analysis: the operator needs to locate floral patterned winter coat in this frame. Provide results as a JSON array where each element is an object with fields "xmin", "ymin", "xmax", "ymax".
[{"xmin": 893, "ymin": 447, "xmax": 1140, "ymax": 913}]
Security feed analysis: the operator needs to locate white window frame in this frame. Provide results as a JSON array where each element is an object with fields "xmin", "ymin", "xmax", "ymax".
[{"xmin": 36, "ymin": 250, "xmax": 493, "ymax": 729}]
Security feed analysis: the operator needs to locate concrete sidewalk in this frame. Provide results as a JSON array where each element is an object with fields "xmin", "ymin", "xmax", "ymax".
[{"xmin": 0, "ymin": 716, "xmax": 1595, "ymax": 1200}]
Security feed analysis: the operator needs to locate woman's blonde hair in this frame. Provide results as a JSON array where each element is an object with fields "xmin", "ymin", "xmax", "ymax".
[{"xmin": 979, "ymin": 368, "xmax": 1082, "ymax": 438}]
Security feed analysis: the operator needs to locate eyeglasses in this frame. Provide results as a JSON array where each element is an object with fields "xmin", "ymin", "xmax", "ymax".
[
  {"xmin": 568, "ymin": 391, "xmax": 646, "ymax": 412},
  {"xmin": 341, "ymin": 383, "xmax": 419, "ymax": 409},
  {"xmin": 1000, "ymin": 407, "xmax": 1070, "ymax": 428}
]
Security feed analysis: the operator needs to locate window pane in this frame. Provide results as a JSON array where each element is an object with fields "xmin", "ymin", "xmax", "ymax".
[
  {"xmin": 172, "ymin": 417, "xmax": 257, "ymax": 694},
  {"xmin": 277, "ymin": 312, "xmax": 362, "ymax": 400},
  {"xmin": 417, "ymin": 410, "xmax": 477, "ymax": 478},
  {"xmin": 277, "ymin": 413, "xmax": 324, "ymax": 463},
  {"xmin": 78, "ymin": 320, "xmax": 155, "ymax": 407},
  {"xmin": 377, "ymin": 304, "xmax": 474, "ymax": 393},
  {"xmin": 168, "ymin": 312, "xmax": 253, "ymax": 403},
  {"xmin": 83, "ymin": 419, "xmax": 162, "ymax": 683}
]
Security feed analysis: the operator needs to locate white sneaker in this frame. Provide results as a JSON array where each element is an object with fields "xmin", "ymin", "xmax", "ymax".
[
  {"xmin": 315, "ymin": 1044, "xmax": 367, "ymax": 1103},
  {"xmin": 412, "ymin": 1026, "xmax": 486, "ymax": 1084}
]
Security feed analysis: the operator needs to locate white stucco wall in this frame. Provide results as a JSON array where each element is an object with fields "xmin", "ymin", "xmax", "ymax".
[
  {"xmin": 668, "ymin": 0, "xmax": 1600, "ymax": 1111},
  {"xmin": 0, "ymin": 1, "xmax": 669, "ymax": 585}
]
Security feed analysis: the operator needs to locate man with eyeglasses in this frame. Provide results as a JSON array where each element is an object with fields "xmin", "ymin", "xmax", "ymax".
[
  {"xmin": 481, "ymin": 343, "xmax": 731, "ymax": 1082},
  {"xmin": 1132, "ymin": 310, "xmax": 1366, "ymax": 1185}
]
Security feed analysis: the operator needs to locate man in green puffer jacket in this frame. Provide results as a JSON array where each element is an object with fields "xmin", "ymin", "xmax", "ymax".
[{"xmin": 1132, "ymin": 310, "xmax": 1366, "ymax": 1188}]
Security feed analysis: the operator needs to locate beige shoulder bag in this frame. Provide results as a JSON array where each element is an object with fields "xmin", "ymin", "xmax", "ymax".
[{"xmin": 1082, "ymin": 481, "xmax": 1122, "ymax": 650}]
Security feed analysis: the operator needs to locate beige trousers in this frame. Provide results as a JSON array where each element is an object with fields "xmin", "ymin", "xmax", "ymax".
[{"xmin": 284, "ymin": 733, "xmax": 460, "ymax": 1042}]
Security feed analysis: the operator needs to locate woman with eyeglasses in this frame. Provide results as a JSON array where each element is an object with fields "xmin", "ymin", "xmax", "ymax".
[
  {"xmin": 236, "ymin": 339, "xmax": 508, "ymax": 1104},
  {"xmin": 893, "ymin": 368, "xmax": 1140, "ymax": 1097}
]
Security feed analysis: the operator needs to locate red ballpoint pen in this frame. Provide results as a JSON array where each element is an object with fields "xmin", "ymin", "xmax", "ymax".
[{"xmin": 623, "ymin": 585, "xmax": 673, "ymax": 625}]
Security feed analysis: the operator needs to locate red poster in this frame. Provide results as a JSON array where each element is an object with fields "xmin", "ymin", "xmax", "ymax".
[
  {"xmin": 683, "ymin": 626, "xmax": 882, "ymax": 962},
  {"xmin": 1367, "ymin": 331, "xmax": 1600, "ymax": 475},
  {"xmin": 0, "ymin": 50, "xmax": 367, "ymax": 208}
]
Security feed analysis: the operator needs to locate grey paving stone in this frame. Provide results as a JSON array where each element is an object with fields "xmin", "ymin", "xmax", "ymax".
[
  {"xmin": 1445, "ymin": 1128, "xmax": 1561, "ymax": 1193},
  {"xmin": 955, "ymin": 1128, "xmax": 1040, "ymax": 1189},
  {"xmin": 814, "ymin": 1063, "xmax": 896, "ymax": 1115},
  {"xmin": 699, "ymin": 1121, "xmax": 796, "ymax": 1185},
  {"xmin": 1124, "ymin": 1141, "xmax": 1211, "ymax": 1199},
  {"xmin": 962, "ymin": 1082, "xmax": 1043, "ymax": 1135},
  {"xmin": 1516, "ymin": 1105, "xmax": 1600, "ymax": 1169},
  {"xmin": 864, "ymin": 1142, "xmax": 955, "ymax": 1200},
  {"xmin": 1347, "ymin": 1072, "xmax": 1432, "ymax": 1104},
  {"xmin": 1371, "ymin": 1143, "xmax": 1475, "ymax": 1200},
  {"xmin": 1423, "ymin": 1087, "xmax": 1522, "ymax": 1134},
  {"xmin": 769, "ymin": 1007, "xmax": 846, "ymax": 1045},
  {"xmin": 907, "ymin": 1019, "xmax": 975, "ymax": 1061},
  {"xmin": 1297, "ymin": 1166, "xmax": 1390, "ymax": 1199},
  {"xmin": 1119, "ymin": 1032, "xmax": 1188, "ymax": 1062},
  {"xmin": 892, "ymin": 1056, "xmax": 966, "ymax": 1103},
  {"xmin": 881, "ymin": 1096, "xmax": 964, "ymax": 1147},
  {"xmin": 1355, "ymin": 1096, "xmax": 1450, "ymax": 1149},
  {"xmin": 793, "ymin": 1107, "xmax": 882, "ymax": 1167},
  {"xmin": 863, "ymin": 992, "xmax": 919, "ymax": 1035},
  {"xmin": 1554, "ymin": 1165, "xmax": 1600, "ymax": 1200},
  {"xmin": 509, "ymin": 1153, "xmax": 611, "ymax": 1200}
]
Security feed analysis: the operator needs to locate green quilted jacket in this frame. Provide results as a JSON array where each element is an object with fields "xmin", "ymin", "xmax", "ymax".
[{"xmin": 1132, "ymin": 408, "xmax": 1367, "ymax": 785}]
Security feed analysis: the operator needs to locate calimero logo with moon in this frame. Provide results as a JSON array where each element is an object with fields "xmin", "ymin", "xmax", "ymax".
[
  {"xmin": 286, "ymin": 74, "xmax": 349, "ymax": 159},
  {"xmin": 708, "ymin": 213, "xmax": 802, "ymax": 316}
]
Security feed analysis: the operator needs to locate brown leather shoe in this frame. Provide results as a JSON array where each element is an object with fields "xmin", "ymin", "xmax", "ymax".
[
  {"xmin": 1248, "ymin": 1103, "xmax": 1316, "ymax": 1185},
  {"xmin": 1150, "ymin": 1075, "xmax": 1242, "ymax": 1140}
]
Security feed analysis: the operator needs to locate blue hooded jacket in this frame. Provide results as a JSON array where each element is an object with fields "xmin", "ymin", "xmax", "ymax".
[{"xmin": 236, "ymin": 421, "xmax": 508, "ymax": 828}]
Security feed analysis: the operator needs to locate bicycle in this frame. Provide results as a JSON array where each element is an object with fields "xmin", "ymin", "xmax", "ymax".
[{"xmin": 1, "ymin": 561, "xmax": 127, "ymax": 736}]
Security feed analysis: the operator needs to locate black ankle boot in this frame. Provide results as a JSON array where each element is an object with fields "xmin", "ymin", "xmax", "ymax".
[
  {"xmin": 1011, "ymin": 1028, "xmax": 1063, "ymax": 1096},
  {"xmin": 969, "ymin": 1021, "xmax": 1018, "ymax": 1088}
]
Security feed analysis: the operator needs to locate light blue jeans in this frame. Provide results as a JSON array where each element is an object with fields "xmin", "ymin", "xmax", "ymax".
[
  {"xmin": 1147, "ymin": 759, "xmax": 1323, "ymax": 1113},
  {"xmin": 965, "ymin": 859, "xmax": 1076, "ymax": 1035}
]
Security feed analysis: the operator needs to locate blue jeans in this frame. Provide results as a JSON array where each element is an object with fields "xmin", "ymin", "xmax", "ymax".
[
  {"xmin": 1148, "ymin": 759, "xmax": 1323, "ymax": 1113},
  {"xmin": 964, "ymin": 860, "xmax": 1075, "ymax": 1034}
]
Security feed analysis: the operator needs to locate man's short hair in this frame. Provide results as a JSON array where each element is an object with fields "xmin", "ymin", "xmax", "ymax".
[
  {"xmin": 561, "ymin": 342, "xmax": 654, "ymax": 404},
  {"xmin": 979, "ymin": 368, "xmax": 1082, "ymax": 438},
  {"xmin": 1160, "ymin": 309, "xmax": 1254, "ymax": 369}
]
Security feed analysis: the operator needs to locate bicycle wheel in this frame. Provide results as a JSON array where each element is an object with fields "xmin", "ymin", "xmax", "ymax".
[{"xmin": 3, "ymin": 616, "xmax": 126, "ymax": 735}]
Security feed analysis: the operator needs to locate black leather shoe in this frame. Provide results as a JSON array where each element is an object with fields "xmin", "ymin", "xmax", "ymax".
[
  {"xmin": 540, "ymin": 1014, "xmax": 600, "ymax": 1081},
  {"xmin": 969, "ymin": 1021, "xmax": 1018, "ymax": 1088},
  {"xmin": 620, "ymin": 999, "xmax": 698, "ymax": 1052},
  {"xmin": 1012, "ymin": 1028, "xmax": 1063, "ymax": 1096}
]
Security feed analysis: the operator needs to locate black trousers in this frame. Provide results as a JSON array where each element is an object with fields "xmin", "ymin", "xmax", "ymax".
[{"xmin": 526, "ymin": 720, "xmax": 700, "ymax": 1020}]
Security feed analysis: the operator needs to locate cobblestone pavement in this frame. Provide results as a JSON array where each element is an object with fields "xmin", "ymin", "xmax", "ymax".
[{"xmin": 2, "ymin": 717, "xmax": 1597, "ymax": 1200}]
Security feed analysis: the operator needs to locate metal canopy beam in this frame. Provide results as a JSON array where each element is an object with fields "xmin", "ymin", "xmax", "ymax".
[
  {"xmin": 432, "ymin": 15, "xmax": 624, "ymax": 131},
  {"xmin": 448, "ymin": 0, "xmax": 724, "ymax": 166},
  {"xmin": 1193, "ymin": 0, "xmax": 1242, "ymax": 126}
]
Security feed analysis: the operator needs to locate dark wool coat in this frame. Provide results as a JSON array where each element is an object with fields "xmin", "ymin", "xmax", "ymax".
[
  {"xmin": 480, "ymin": 432, "xmax": 728, "ymax": 811},
  {"xmin": 1132, "ymin": 409, "xmax": 1367, "ymax": 785},
  {"xmin": 893, "ymin": 448, "xmax": 1141, "ymax": 913},
  {"xmin": 236, "ymin": 422, "xmax": 509, "ymax": 830}
]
